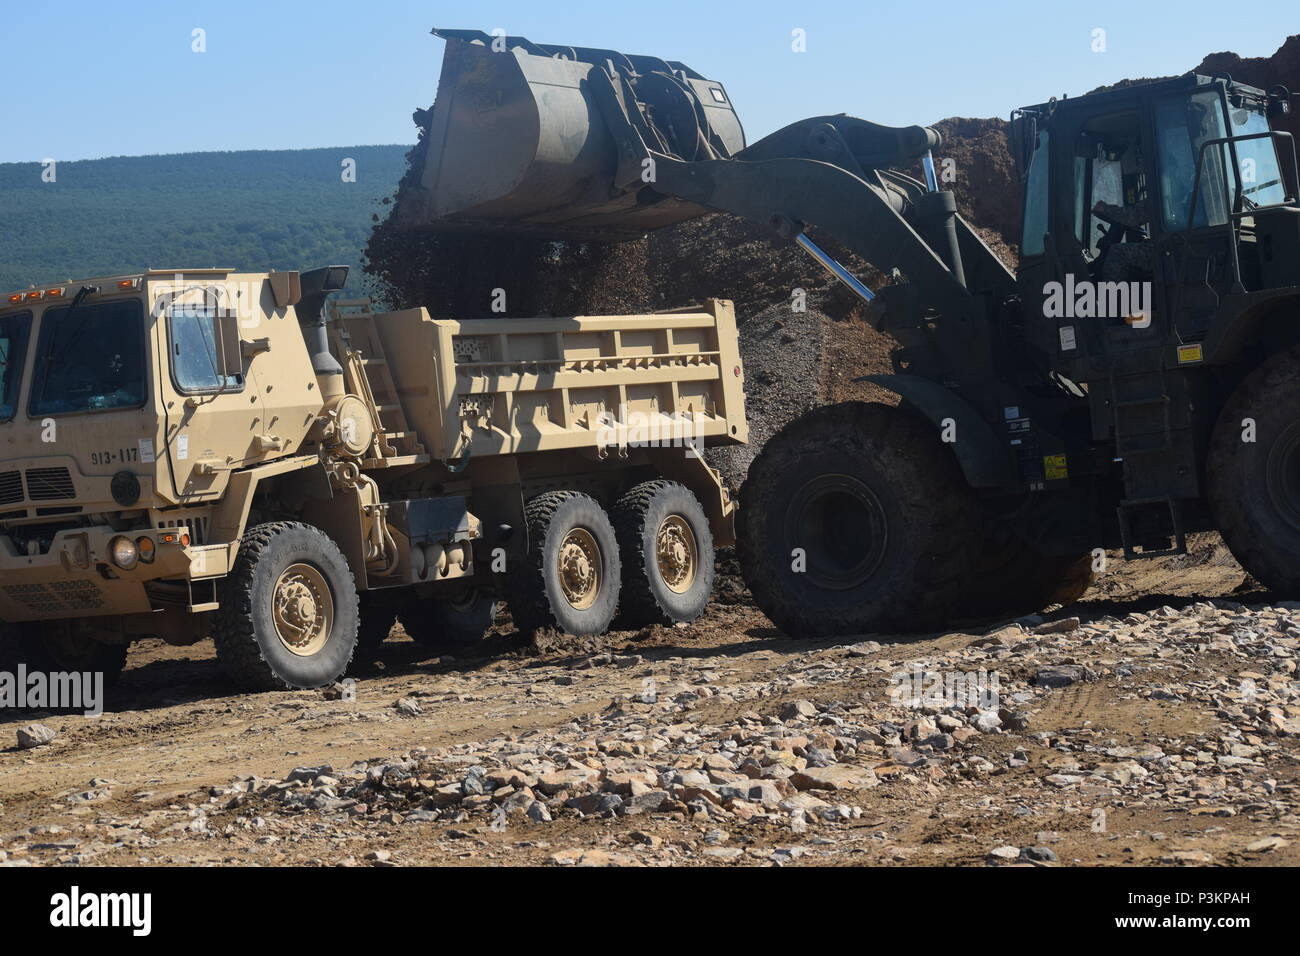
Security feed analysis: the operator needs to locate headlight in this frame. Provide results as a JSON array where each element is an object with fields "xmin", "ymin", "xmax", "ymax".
[
  {"xmin": 110, "ymin": 536, "xmax": 139, "ymax": 569},
  {"xmin": 136, "ymin": 536, "xmax": 156, "ymax": 564}
]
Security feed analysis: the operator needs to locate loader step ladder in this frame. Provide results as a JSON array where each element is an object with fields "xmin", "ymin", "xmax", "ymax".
[
  {"xmin": 327, "ymin": 299, "xmax": 430, "ymax": 469},
  {"xmin": 1108, "ymin": 367, "xmax": 1174, "ymax": 457},
  {"xmin": 1117, "ymin": 496, "xmax": 1188, "ymax": 559}
]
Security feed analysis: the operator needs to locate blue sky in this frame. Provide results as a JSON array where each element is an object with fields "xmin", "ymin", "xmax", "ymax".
[{"xmin": 1, "ymin": 0, "xmax": 1293, "ymax": 164}]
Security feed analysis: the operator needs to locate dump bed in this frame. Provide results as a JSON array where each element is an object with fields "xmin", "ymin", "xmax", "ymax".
[{"xmin": 337, "ymin": 300, "xmax": 747, "ymax": 464}]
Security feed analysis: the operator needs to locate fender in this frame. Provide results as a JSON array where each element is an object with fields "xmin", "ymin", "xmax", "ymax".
[
  {"xmin": 856, "ymin": 375, "xmax": 1014, "ymax": 488},
  {"xmin": 208, "ymin": 455, "xmax": 325, "ymax": 545}
]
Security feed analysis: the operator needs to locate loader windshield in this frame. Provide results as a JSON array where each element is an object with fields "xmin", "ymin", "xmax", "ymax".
[
  {"xmin": 1156, "ymin": 91, "xmax": 1232, "ymax": 230},
  {"xmin": 1229, "ymin": 106, "xmax": 1287, "ymax": 208},
  {"xmin": 0, "ymin": 312, "xmax": 32, "ymax": 423},
  {"xmin": 29, "ymin": 300, "xmax": 146, "ymax": 415}
]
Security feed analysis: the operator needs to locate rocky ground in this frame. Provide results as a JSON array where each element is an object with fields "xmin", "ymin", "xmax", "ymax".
[{"xmin": 2, "ymin": 550, "xmax": 1297, "ymax": 868}]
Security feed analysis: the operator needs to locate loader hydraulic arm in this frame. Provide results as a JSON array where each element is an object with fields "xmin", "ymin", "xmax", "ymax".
[{"xmin": 406, "ymin": 30, "xmax": 1017, "ymax": 352}]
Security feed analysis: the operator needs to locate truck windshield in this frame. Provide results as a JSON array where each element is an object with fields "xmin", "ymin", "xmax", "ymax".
[
  {"xmin": 0, "ymin": 312, "xmax": 32, "ymax": 422},
  {"xmin": 29, "ymin": 300, "xmax": 146, "ymax": 415}
]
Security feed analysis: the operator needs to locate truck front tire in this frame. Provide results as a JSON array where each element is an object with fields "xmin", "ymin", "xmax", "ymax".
[
  {"xmin": 213, "ymin": 522, "xmax": 359, "ymax": 691},
  {"xmin": 506, "ymin": 491, "xmax": 621, "ymax": 638},
  {"xmin": 1209, "ymin": 346, "xmax": 1300, "ymax": 595},
  {"xmin": 613, "ymin": 480, "xmax": 715, "ymax": 627}
]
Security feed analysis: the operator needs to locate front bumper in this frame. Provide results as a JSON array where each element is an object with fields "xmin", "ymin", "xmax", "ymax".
[{"xmin": 0, "ymin": 526, "xmax": 231, "ymax": 622}]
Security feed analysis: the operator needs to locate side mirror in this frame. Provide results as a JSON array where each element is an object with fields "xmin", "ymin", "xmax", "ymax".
[{"xmin": 1009, "ymin": 113, "xmax": 1039, "ymax": 180}]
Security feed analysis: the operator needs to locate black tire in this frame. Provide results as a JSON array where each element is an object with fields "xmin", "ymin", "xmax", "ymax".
[
  {"xmin": 356, "ymin": 594, "xmax": 398, "ymax": 648},
  {"xmin": 213, "ymin": 522, "xmax": 359, "ymax": 691},
  {"xmin": 400, "ymin": 588, "xmax": 500, "ymax": 649},
  {"xmin": 1208, "ymin": 346, "xmax": 1300, "ymax": 594},
  {"xmin": 8, "ymin": 622, "xmax": 128, "ymax": 688},
  {"xmin": 738, "ymin": 401, "xmax": 980, "ymax": 636},
  {"xmin": 505, "ymin": 491, "xmax": 621, "ymax": 637},
  {"xmin": 958, "ymin": 536, "xmax": 1094, "ymax": 618},
  {"xmin": 613, "ymin": 480, "xmax": 715, "ymax": 626}
]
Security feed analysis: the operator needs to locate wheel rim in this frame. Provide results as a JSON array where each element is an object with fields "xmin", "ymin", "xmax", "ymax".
[
  {"xmin": 558, "ymin": 528, "xmax": 602, "ymax": 610},
  {"xmin": 656, "ymin": 514, "xmax": 698, "ymax": 594},
  {"xmin": 784, "ymin": 473, "xmax": 888, "ymax": 591},
  {"xmin": 273, "ymin": 563, "xmax": 334, "ymax": 657},
  {"xmin": 1265, "ymin": 421, "xmax": 1300, "ymax": 533}
]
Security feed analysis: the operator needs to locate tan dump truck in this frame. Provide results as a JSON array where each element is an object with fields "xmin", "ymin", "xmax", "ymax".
[{"xmin": 0, "ymin": 266, "xmax": 746, "ymax": 690}]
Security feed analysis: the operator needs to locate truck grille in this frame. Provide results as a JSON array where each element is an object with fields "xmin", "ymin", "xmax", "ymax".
[
  {"xmin": 24, "ymin": 467, "xmax": 75, "ymax": 501},
  {"xmin": 0, "ymin": 471, "xmax": 21, "ymax": 505},
  {"xmin": 2, "ymin": 580, "xmax": 105, "ymax": 614}
]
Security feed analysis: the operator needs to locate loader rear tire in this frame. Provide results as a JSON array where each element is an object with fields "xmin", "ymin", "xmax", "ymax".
[
  {"xmin": 612, "ymin": 480, "xmax": 715, "ymax": 627},
  {"xmin": 958, "ymin": 539, "xmax": 1094, "ymax": 618},
  {"xmin": 505, "ymin": 491, "xmax": 621, "ymax": 638},
  {"xmin": 213, "ymin": 522, "xmax": 359, "ymax": 692},
  {"xmin": 1208, "ymin": 346, "xmax": 1300, "ymax": 595},
  {"xmin": 738, "ymin": 401, "xmax": 980, "ymax": 636}
]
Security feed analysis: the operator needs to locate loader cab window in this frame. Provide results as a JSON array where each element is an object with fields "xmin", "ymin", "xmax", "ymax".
[
  {"xmin": 1156, "ymin": 91, "xmax": 1232, "ymax": 230},
  {"xmin": 1021, "ymin": 129, "xmax": 1050, "ymax": 257},
  {"xmin": 29, "ymin": 300, "xmax": 147, "ymax": 416},
  {"xmin": 0, "ymin": 312, "xmax": 32, "ymax": 423},
  {"xmin": 1071, "ymin": 111, "xmax": 1152, "ymax": 280},
  {"xmin": 1229, "ymin": 106, "xmax": 1287, "ymax": 209}
]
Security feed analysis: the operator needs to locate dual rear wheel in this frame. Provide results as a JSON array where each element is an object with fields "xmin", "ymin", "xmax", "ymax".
[{"xmin": 506, "ymin": 483, "xmax": 715, "ymax": 639}]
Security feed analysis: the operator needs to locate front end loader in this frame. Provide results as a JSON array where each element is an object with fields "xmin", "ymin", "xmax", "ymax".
[{"xmin": 391, "ymin": 28, "xmax": 1300, "ymax": 635}]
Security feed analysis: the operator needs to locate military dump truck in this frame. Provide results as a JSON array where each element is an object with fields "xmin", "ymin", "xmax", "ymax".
[
  {"xmin": 394, "ymin": 29, "xmax": 1300, "ymax": 636},
  {"xmin": 0, "ymin": 266, "xmax": 746, "ymax": 689}
]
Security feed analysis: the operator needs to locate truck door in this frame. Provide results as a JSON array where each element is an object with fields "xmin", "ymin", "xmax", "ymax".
[{"xmin": 155, "ymin": 282, "xmax": 267, "ymax": 503}]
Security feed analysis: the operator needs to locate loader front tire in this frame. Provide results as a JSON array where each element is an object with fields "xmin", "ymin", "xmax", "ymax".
[
  {"xmin": 1208, "ymin": 346, "xmax": 1300, "ymax": 595},
  {"xmin": 612, "ymin": 480, "xmax": 715, "ymax": 627},
  {"xmin": 505, "ymin": 492, "xmax": 621, "ymax": 638},
  {"xmin": 738, "ymin": 401, "xmax": 979, "ymax": 636},
  {"xmin": 213, "ymin": 522, "xmax": 359, "ymax": 691}
]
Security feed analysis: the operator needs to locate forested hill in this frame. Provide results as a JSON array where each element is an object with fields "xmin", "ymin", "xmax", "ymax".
[{"xmin": 0, "ymin": 145, "xmax": 409, "ymax": 298}]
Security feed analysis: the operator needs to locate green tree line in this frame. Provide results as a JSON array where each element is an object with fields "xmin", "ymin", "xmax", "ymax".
[{"xmin": 0, "ymin": 146, "xmax": 409, "ymax": 300}]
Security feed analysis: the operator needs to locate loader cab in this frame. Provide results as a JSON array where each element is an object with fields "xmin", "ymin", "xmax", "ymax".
[{"xmin": 1013, "ymin": 75, "xmax": 1299, "ymax": 380}]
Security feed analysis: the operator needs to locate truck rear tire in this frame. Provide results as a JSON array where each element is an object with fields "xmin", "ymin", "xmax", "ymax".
[
  {"xmin": 1208, "ymin": 346, "xmax": 1300, "ymax": 594},
  {"xmin": 506, "ymin": 491, "xmax": 621, "ymax": 638},
  {"xmin": 400, "ymin": 588, "xmax": 499, "ymax": 649},
  {"xmin": 356, "ymin": 594, "xmax": 398, "ymax": 648},
  {"xmin": 612, "ymin": 480, "xmax": 715, "ymax": 627},
  {"xmin": 213, "ymin": 522, "xmax": 359, "ymax": 691},
  {"xmin": 737, "ymin": 401, "xmax": 979, "ymax": 636}
]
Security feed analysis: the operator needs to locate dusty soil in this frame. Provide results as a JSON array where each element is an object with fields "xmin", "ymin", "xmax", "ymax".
[{"xmin": 2, "ymin": 549, "xmax": 1297, "ymax": 868}]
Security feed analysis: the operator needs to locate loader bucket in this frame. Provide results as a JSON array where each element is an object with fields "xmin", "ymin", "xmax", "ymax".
[{"xmin": 393, "ymin": 29, "xmax": 746, "ymax": 242}]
